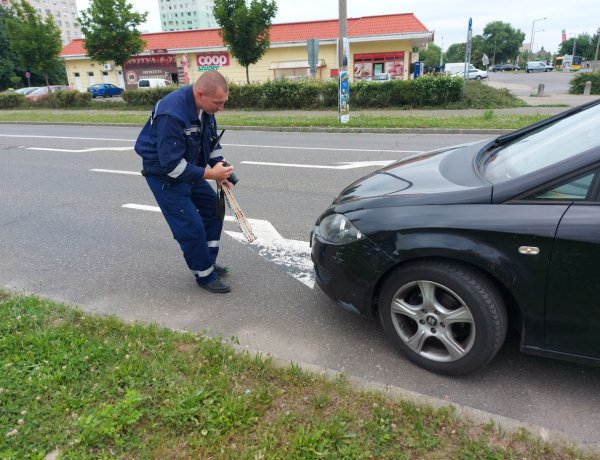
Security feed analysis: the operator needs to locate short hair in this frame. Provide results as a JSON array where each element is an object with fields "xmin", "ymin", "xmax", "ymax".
[{"xmin": 193, "ymin": 71, "xmax": 228, "ymax": 96}]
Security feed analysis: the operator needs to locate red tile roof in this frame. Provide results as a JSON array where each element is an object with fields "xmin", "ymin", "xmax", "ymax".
[{"xmin": 61, "ymin": 13, "xmax": 430, "ymax": 57}]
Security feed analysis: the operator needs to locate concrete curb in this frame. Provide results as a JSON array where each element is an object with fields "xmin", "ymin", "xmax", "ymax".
[{"xmin": 0, "ymin": 120, "xmax": 512, "ymax": 135}]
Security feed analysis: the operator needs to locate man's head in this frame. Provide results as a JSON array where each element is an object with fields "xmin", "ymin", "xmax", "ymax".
[{"xmin": 192, "ymin": 71, "xmax": 229, "ymax": 114}]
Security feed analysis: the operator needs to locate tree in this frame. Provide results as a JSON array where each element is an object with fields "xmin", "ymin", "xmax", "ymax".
[
  {"xmin": 0, "ymin": 6, "xmax": 19, "ymax": 89},
  {"xmin": 419, "ymin": 43, "xmax": 442, "ymax": 67},
  {"xmin": 5, "ymin": 0, "xmax": 63, "ymax": 86},
  {"xmin": 444, "ymin": 43, "xmax": 466, "ymax": 63},
  {"xmin": 213, "ymin": 0, "xmax": 277, "ymax": 84},
  {"xmin": 78, "ymin": 0, "xmax": 147, "ymax": 67},
  {"xmin": 558, "ymin": 33, "xmax": 595, "ymax": 60},
  {"xmin": 481, "ymin": 21, "xmax": 525, "ymax": 65}
]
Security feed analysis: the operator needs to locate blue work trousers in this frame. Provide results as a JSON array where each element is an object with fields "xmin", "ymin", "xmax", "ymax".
[{"xmin": 146, "ymin": 176, "xmax": 222, "ymax": 283}]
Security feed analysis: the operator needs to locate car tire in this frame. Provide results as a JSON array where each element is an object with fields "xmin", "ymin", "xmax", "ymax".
[
  {"xmin": 475, "ymin": 75, "xmax": 482, "ymax": 80},
  {"xmin": 378, "ymin": 260, "xmax": 507, "ymax": 375}
]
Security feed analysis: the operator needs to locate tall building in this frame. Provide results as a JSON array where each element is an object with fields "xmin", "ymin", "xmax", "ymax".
[
  {"xmin": 3, "ymin": 0, "xmax": 82, "ymax": 45},
  {"xmin": 159, "ymin": 0, "xmax": 218, "ymax": 32}
]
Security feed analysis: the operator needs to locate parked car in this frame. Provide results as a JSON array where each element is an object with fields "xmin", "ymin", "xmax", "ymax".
[
  {"xmin": 12, "ymin": 87, "xmax": 41, "ymax": 95},
  {"xmin": 311, "ymin": 100, "xmax": 600, "ymax": 375},
  {"xmin": 372, "ymin": 73, "xmax": 392, "ymax": 82},
  {"xmin": 526, "ymin": 61, "xmax": 552, "ymax": 72},
  {"xmin": 26, "ymin": 85, "xmax": 70, "ymax": 101},
  {"xmin": 490, "ymin": 64, "xmax": 504, "ymax": 72},
  {"xmin": 444, "ymin": 62, "xmax": 488, "ymax": 80},
  {"xmin": 88, "ymin": 83, "xmax": 124, "ymax": 98},
  {"xmin": 137, "ymin": 78, "xmax": 172, "ymax": 89},
  {"xmin": 500, "ymin": 63, "xmax": 520, "ymax": 71}
]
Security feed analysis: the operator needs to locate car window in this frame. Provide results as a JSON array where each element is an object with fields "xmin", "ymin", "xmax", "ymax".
[
  {"xmin": 139, "ymin": 80, "xmax": 149, "ymax": 87},
  {"xmin": 481, "ymin": 103, "xmax": 600, "ymax": 183},
  {"xmin": 533, "ymin": 172, "xmax": 596, "ymax": 201}
]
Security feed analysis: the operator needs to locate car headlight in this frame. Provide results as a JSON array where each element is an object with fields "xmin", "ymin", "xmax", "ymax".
[{"xmin": 318, "ymin": 214, "xmax": 363, "ymax": 244}]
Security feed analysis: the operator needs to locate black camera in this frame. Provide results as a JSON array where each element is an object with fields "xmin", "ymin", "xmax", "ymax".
[{"xmin": 221, "ymin": 161, "xmax": 239, "ymax": 185}]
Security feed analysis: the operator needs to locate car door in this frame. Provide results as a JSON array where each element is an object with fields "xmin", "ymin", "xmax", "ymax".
[{"xmin": 541, "ymin": 170, "xmax": 600, "ymax": 358}]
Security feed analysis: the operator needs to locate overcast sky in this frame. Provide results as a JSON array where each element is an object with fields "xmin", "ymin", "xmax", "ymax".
[{"xmin": 75, "ymin": 0, "xmax": 599, "ymax": 55}]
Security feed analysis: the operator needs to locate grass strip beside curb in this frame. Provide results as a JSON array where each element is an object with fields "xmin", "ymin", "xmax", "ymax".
[{"xmin": 0, "ymin": 291, "xmax": 594, "ymax": 459}]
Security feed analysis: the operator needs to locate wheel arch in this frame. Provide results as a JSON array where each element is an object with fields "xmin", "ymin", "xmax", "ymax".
[{"xmin": 371, "ymin": 256, "xmax": 523, "ymax": 334}]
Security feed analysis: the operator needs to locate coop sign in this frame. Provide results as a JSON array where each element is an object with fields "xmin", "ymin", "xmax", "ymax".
[{"xmin": 196, "ymin": 53, "xmax": 230, "ymax": 70}]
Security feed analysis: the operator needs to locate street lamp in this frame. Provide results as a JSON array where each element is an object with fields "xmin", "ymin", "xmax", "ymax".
[
  {"xmin": 529, "ymin": 17, "xmax": 546, "ymax": 59},
  {"xmin": 531, "ymin": 29, "xmax": 545, "ymax": 57}
]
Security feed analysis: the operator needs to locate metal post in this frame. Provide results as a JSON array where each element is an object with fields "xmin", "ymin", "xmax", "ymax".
[{"xmin": 338, "ymin": 0, "xmax": 347, "ymax": 71}]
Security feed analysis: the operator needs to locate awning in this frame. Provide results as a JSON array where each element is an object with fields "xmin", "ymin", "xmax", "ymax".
[{"xmin": 269, "ymin": 59, "xmax": 325, "ymax": 70}]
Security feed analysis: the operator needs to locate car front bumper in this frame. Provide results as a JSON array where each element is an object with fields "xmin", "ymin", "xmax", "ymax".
[{"xmin": 311, "ymin": 228, "xmax": 395, "ymax": 318}]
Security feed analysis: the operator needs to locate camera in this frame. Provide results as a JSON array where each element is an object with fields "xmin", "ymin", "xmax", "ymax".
[{"xmin": 221, "ymin": 161, "xmax": 239, "ymax": 185}]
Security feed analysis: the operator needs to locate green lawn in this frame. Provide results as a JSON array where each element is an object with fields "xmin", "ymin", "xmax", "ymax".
[
  {"xmin": 0, "ymin": 108, "xmax": 550, "ymax": 130},
  {"xmin": 1, "ymin": 291, "xmax": 594, "ymax": 459}
]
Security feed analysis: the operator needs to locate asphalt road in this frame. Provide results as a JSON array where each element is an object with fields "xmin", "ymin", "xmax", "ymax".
[{"xmin": 2, "ymin": 124, "xmax": 599, "ymax": 451}]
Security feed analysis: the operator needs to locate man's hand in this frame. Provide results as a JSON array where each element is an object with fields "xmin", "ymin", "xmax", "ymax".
[{"xmin": 204, "ymin": 161, "xmax": 233, "ymax": 182}]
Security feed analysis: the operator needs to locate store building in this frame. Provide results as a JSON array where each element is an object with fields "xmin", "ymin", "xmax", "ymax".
[{"xmin": 60, "ymin": 13, "xmax": 432, "ymax": 91}]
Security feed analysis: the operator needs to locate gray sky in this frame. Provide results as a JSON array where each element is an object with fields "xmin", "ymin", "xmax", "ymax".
[{"xmin": 75, "ymin": 0, "xmax": 599, "ymax": 55}]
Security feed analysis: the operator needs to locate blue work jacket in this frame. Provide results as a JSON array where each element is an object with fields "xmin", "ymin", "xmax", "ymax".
[{"xmin": 134, "ymin": 85, "xmax": 224, "ymax": 182}]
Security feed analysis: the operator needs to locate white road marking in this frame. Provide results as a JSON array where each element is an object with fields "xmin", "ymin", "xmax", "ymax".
[
  {"xmin": 0, "ymin": 134, "xmax": 133, "ymax": 141},
  {"xmin": 0, "ymin": 134, "xmax": 420, "ymax": 154},
  {"xmin": 122, "ymin": 203, "xmax": 314, "ymax": 289},
  {"xmin": 226, "ymin": 143, "xmax": 421, "ymax": 154},
  {"xmin": 241, "ymin": 160, "xmax": 396, "ymax": 169},
  {"xmin": 28, "ymin": 147, "xmax": 133, "ymax": 152},
  {"xmin": 91, "ymin": 168, "xmax": 141, "ymax": 175}
]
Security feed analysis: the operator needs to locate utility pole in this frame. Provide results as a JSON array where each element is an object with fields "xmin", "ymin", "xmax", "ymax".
[
  {"xmin": 338, "ymin": 0, "xmax": 347, "ymax": 71},
  {"xmin": 595, "ymin": 28, "xmax": 600, "ymax": 61}
]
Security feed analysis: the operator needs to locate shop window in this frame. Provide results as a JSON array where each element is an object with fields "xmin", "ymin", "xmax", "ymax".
[{"xmin": 353, "ymin": 52, "xmax": 405, "ymax": 81}]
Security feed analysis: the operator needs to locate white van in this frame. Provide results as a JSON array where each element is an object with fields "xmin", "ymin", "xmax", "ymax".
[
  {"xmin": 444, "ymin": 63, "xmax": 488, "ymax": 80},
  {"xmin": 137, "ymin": 78, "xmax": 172, "ymax": 89},
  {"xmin": 525, "ymin": 61, "xmax": 552, "ymax": 73}
]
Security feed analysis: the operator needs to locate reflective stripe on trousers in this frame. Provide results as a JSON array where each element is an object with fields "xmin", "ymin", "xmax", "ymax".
[{"xmin": 145, "ymin": 176, "xmax": 223, "ymax": 283}]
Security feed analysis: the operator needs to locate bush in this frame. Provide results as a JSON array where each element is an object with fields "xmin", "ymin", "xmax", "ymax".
[
  {"xmin": 49, "ymin": 90, "xmax": 92, "ymax": 108},
  {"xmin": 0, "ymin": 92, "xmax": 25, "ymax": 109},
  {"xmin": 118, "ymin": 77, "xmax": 522, "ymax": 110},
  {"xmin": 570, "ymin": 70, "xmax": 600, "ymax": 95},
  {"xmin": 227, "ymin": 82, "xmax": 266, "ymax": 108},
  {"xmin": 122, "ymin": 86, "xmax": 180, "ymax": 106}
]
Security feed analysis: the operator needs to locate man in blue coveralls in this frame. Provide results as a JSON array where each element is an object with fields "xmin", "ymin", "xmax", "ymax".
[{"xmin": 135, "ymin": 71, "xmax": 234, "ymax": 293}]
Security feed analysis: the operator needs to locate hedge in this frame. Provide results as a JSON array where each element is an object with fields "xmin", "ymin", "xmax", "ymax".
[
  {"xmin": 570, "ymin": 70, "xmax": 600, "ymax": 95},
  {"xmin": 0, "ymin": 92, "xmax": 25, "ymax": 109},
  {"xmin": 122, "ymin": 87, "xmax": 179, "ymax": 106},
  {"xmin": 121, "ymin": 76, "xmax": 465, "ymax": 109}
]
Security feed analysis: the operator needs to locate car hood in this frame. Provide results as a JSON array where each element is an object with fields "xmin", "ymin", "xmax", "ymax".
[{"xmin": 333, "ymin": 140, "xmax": 493, "ymax": 211}]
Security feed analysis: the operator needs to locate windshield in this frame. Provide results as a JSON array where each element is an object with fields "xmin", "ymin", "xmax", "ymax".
[{"xmin": 481, "ymin": 103, "xmax": 600, "ymax": 183}]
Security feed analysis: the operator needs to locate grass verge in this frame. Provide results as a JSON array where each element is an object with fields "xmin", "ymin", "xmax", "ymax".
[
  {"xmin": 0, "ymin": 291, "xmax": 594, "ymax": 459},
  {"xmin": 0, "ymin": 109, "xmax": 549, "ymax": 130}
]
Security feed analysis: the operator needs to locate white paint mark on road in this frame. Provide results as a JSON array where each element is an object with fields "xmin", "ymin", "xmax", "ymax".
[
  {"xmin": 28, "ymin": 147, "xmax": 133, "ymax": 152},
  {"xmin": 241, "ymin": 160, "xmax": 397, "ymax": 169},
  {"xmin": 91, "ymin": 168, "xmax": 141, "ymax": 175},
  {"xmin": 226, "ymin": 143, "xmax": 421, "ymax": 154},
  {"xmin": 122, "ymin": 203, "xmax": 314, "ymax": 288},
  {"xmin": 1, "ymin": 134, "xmax": 420, "ymax": 154},
  {"xmin": 0, "ymin": 134, "xmax": 133, "ymax": 141}
]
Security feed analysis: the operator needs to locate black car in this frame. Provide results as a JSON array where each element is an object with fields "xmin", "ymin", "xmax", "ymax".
[
  {"xmin": 500, "ymin": 63, "xmax": 520, "ymax": 71},
  {"xmin": 311, "ymin": 100, "xmax": 600, "ymax": 375},
  {"xmin": 490, "ymin": 64, "xmax": 504, "ymax": 72}
]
